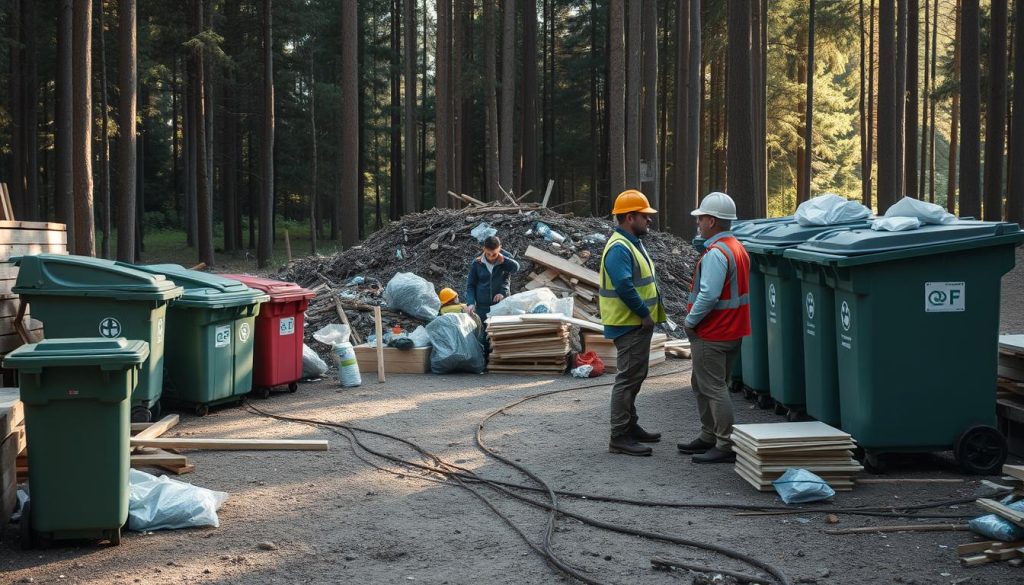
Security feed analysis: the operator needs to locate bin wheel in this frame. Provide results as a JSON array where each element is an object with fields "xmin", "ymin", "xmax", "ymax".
[
  {"xmin": 287, "ymin": 382, "xmax": 298, "ymax": 393},
  {"xmin": 253, "ymin": 387, "xmax": 271, "ymax": 399},
  {"xmin": 954, "ymin": 425, "xmax": 1007, "ymax": 475},
  {"xmin": 130, "ymin": 406, "xmax": 153, "ymax": 424},
  {"xmin": 19, "ymin": 501, "xmax": 33, "ymax": 550},
  {"xmin": 864, "ymin": 452, "xmax": 887, "ymax": 474},
  {"xmin": 742, "ymin": 387, "xmax": 755, "ymax": 401},
  {"xmin": 729, "ymin": 380, "xmax": 743, "ymax": 394},
  {"xmin": 194, "ymin": 404, "xmax": 210, "ymax": 417},
  {"xmin": 107, "ymin": 527, "xmax": 121, "ymax": 546},
  {"xmin": 773, "ymin": 401, "xmax": 787, "ymax": 416},
  {"xmin": 755, "ymin": 393, "xmax": 773, "ymax": 410}
]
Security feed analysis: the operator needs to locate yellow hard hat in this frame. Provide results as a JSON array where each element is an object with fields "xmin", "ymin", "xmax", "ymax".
[
  {"xmin": 438, "ymin": 287, "xmax": 458, "ymax": 305},
  {"xmin": 611, "ymin": 189, "xmax": 658, "ymax": 215}
]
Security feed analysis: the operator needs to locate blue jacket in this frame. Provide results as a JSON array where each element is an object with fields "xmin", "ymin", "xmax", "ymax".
[
  {"xmin": 602, "ymin": 227, "xmax": 656, "ymax": 340},
  {"xmin": 465, "ymin": 251, "xmax": 521, "ymax": 313}
]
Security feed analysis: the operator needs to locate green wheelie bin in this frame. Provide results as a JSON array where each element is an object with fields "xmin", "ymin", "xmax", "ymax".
[
  {"xmin": 785, "ymin": 220, "xmax": 1024, "ymax": 474},
  {"xmin": 4, "ymin": 338, "xmax": 150, "ymax": 547},
  {"xmin": 132, "ymin": 265, "xmax": 268, "ymax": 416},
  {"xmin": 12, "ymin": 254, "xmax": 183, "ymax": 422},
  {"xmin": 743, "ymin": 220, "xmax": 872, "ymax": 420}
]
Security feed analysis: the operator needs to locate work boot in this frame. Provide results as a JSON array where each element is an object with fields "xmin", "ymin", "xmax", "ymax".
[
  {"xmin": 676, "ymin": 437, "xmax": 715, "ymax": 454},
  {"xmin": 608, "ymin": 435, "xmax": 653, "ymax": 456},
  {"xmin": 692, "ymin": 447, "xmax": 736, "ymax": 464},
  {"xmin": 628, "ymin": 423, "xmax": 661, "ymax": 443}
]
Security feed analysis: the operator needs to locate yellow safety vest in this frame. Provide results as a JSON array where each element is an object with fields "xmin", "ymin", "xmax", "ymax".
[{"xmin": 599, "ymin": 231, "xmax": 666, "ymax": 326}]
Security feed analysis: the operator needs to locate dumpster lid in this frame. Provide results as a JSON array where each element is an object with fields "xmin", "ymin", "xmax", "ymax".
[
  {"xmin": 12, "ymin": 254, "xmax": 184, "ymax": 301},
  {"xmin": 743, "ymin": 219, "xmax": 874, "ymax": 252},
  {"xmin": 794, "ymin": 221, "xmax": 1024, "ymax": 256},
  {"xmin": 3, "ymin": 337, "xmax": 150, "ymax": 369},
  {"xmin": 219, "ymin": 274, "xmax": 315, "ymax": 303},
  {"xmin": 132, "ymin": 264, "xmax": 269, "ymax": 308},
  {"xmin": 733, "ymin": 216, "xmax": 796, "ymax": 240}
]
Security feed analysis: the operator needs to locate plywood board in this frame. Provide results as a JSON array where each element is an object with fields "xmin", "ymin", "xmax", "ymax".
[
  {"xmin": 0, "ymin": 388, "xmax": 23, "ymax": 439},
  {"xmin": 0, "ymin": 230, "xmax": 67, "ymax": 246},
  {"xmin": 0, "ymin": 243, "xmax": 68, "ymax": 258},
  {"xmin": 731, "ymin": 421, "xmax": 851, "ymax": 443},
  {"xmin": 1000, "ymin": 335, "xmax": 1024, "ymax": 353},
  {"xmin": 353, "ymin": 345, "xmax": 431, "ymax": 374},
  {"xmin": 0, "ymin": 221, "xmax": 66, "ymax": 232}
]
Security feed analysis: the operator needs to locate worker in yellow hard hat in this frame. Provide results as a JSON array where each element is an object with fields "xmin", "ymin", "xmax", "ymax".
[
  {"xmin": 437, "ymin": 286, "xmax": 483, "ymax": 332},
  {"xmin": 598, "ymin": 189, "xmax": 666, "ymax": 457}
]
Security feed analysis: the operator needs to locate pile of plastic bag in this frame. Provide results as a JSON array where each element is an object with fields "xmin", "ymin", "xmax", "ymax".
[
  {"xmin": 426, "ymin": 313, "xmax": 486, "ymax": 374},
  {"xmin": 128, "ymin": 469, "xmax": 228, "ymax": 531},
  {"xmin": 871, "ymin": 196, "xmax": 958, "ymax": 232},
  {"xmin": 487, "ymin": 288, "xmax": 574, "ymax": 318},
  {"xmin": 383, "ymin": 272, "xmax": 441, "ymax": 321},
  {"xmin": 794, "ymin": 193, "xmax": 872, "ymax": 227}
]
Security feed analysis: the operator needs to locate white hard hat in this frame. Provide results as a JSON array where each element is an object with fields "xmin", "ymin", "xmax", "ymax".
[{"xmin": 691, "ymin": 192, "xmax": 738, "ymax": 220}]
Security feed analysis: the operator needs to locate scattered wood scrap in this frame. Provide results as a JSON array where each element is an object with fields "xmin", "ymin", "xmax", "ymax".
[
  {"xmin": 130, "ymin": 437, "xmax": 329, "ymax": 451},
  {"xmin": 730, "ymin": 421, "xmax": 863, "ymax": 492},
  {"xmin": 958, "ymin": 539, "xmax": 1024, "ymax": 567},
  {"xmin": 664, "ymin": 339, "xmax": 691, "ymax": 359},
  {"xmin": 582, "ymin": 332, "xmax": 667, "ymax": 372},
  {"xmin": 825, "ymin": 523, "xmax": 970, "ymax": 535},
  {"xmin": 523, "ymin": 246, "xmax": 603, "ymax": 322}
]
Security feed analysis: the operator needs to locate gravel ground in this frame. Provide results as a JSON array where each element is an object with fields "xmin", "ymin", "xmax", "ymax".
[{"xmin": 0, "ymin": 249, "xmax": 1023, "ymax": 584}]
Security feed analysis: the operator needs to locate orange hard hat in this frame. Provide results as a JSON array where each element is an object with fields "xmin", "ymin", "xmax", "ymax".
[
  {"xmin": 611, "ymin": 189, "xmax": 658, "ymax": 215},
  {"xmin": 438, "ymin": 287, "xmax": 458, "ymax": 305}
]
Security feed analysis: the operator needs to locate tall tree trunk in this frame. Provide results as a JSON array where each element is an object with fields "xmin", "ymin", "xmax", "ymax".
[
  {"xmin": 608, "ymin": 0, "xmax": 626, "ymax": 196},
  {"xmin": 194, "ymin": 0, "xmax": 214, "ymax": 267},
  {"xmin": 727, "ymin": 0, "xmax": 758, "ymax": 218},
  {"xmin": 56, "ymin": 0, "xmax": 74, "ymax": 246},
  {"xmin": 451, "ymin": 0, "xmax": 465, "ymax": 200},
  {"xmin": 671, "ymin": 0, "xmax": 694, "ymax": 236},
  {"xmin": 984, "ymin": 0, "xmax": 1008, "ymax": 220},
  {"xmin": 483, "ymin": 0, "xmax": 499, "ymax": 201},
  {"xmin": 436, "ymin": 0, "xmax": 451, "ymax": 209},
  {"xmin": 861, "ymin": 0, "xmax": 869, "ymax": 205},
  {"xmin": 390, "ymin": 0, "xmax": 402, "ymax": 216},
  {"xmin": 685, "ymin": 0, "xmax": 701, "ymax": 233},
  {"xmin": 904, "ymin": 0, "xmax": 918, "ymax": 198},
  {"xmin": 640, "ymin": 0, "xmax": 658, "ymax": 218},
  {"xmin": 341, "ymin": 0, "xmax": 359, "ymax": 246},
  {"xmin": 958, "ymin": 0, "xmax": 981, "ymax": 217},
  {"xmin": 97, "ymin": 0, "xmax": 111, "ymax": 257},
  {"xmin": 878, "ymin": 0, "xmax": 898, "ymax": 211},
  {"xmin": 136, "ymin": 92, "xmax": 145, "ymax": 258},
  {"xmin": 803, "ymin": 0, "xmax": 816, "ymax": 203},
  {"xmin": 895, "ymin": 0, "xmax": 907, "ymax": 197},
  {"xmin": 523, "ymin": 0, "xmax": 538, "ymax": 198},
  {"xmin": 23, "ymin": 0, "xmax": 37, "ymax": 220},
  {"xmin": 1008, "ymin": 0, "xmax": 1024, "ymax": 223},
  {"xmin": 309, "ymin": 52, "xmax": 318, "ymax": 254},
  {"xmin": 420, "ymin": 0, "xmax": 428, "ymax": 204},
  {"xmin": 752, "ymin": 0, "xmax": 766, "ymax": 206},
  {"xmin": 948, "ymin": 0, "xmax": 961, "ymax": 213},
  {"xmin": 624, "ymin": 0, "xmax": 641, "ymax": 188},
  {"xmin": 117, "ymin": 0, "xmax": 137, "ymax": 262},
  {"xmin": 9, "ymin": 0, "xmax": 23, "ymax": 220},
  {"xmin": 919, "ymin": 0, "xmax": 930, "ymax": 199},
  {"xmin": 403, "ymin": 0, "xmax": 418, "ymax": 211},
  {"xmin": 72, "ymin": 0, "xmax": 95, "ymax": 256},
  {"xmin": 499, "ymin": 0, "xmax": 515, "ymax": 195},
  {"xmin": 866, "ymin": 0, "xmax": 876, "ymax": 209},
  {"xmin": 928, "ymin": 0, "xmax": 939, "ymax": 203},
  {"xmin": 258, "ymin": 0, "xmax": 274, "ymax": 267}
]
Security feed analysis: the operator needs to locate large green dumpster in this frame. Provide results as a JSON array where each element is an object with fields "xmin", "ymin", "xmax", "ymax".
[
  {"xmin": 743, "ymin": 220, "xmax": 872, "ymax": 419},
  {"xmin": 12, "ymin": 254, "xmax": 182, "ymax": 422},
  {"xmin": 785, "ymin": 220, "xmax": 1024, "ymax": 474},
  {"xmin": 4, "ymin": 338, "xmax": 150, "ymax": 547},
  {"xmin": 132, "ymin": 265, "xmax": 268, "ymax": 415},
  {"xmin": 788, "ymin": 257, "xmax": 842, "ymax": 427}
]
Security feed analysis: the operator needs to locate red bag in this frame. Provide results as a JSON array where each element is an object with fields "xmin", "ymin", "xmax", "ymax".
[{"xmin": 574, "ymin": 351, "xmax": 605, "ymax": 377}]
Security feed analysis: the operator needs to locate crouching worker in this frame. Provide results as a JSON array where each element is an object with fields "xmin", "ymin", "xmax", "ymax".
[{"xmin": 438, "ymin": 287, "xmax": 483, "ymax": 332}]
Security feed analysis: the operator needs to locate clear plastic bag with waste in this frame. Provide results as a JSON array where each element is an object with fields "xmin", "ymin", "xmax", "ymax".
[
  {"xmin": 313, "ymin": 324, "xmax": 362, "ymax": 387},
  {"xmin": 871, "ymin": 216, "xmax": 922, "ymax": 232},
  {"xmin": 488, "ymin": 288, "xmax": 574, "ymax": 318},
  {"xmin": 127, "ymin": 469, "xmax": 229, "ymax": 531},
  {"xmin": 794, "ymin": 193, "xmax": 872, "ymax": 226},
  {"xmin": 968, "ymin": 496, "xmax": 1024, "ymax": 541},
  {"xmin": 425, "ymin": 313, "xmax": 485, "ymax": 374},
  {"xmin": 772, "ymin": 468, "xmax": 836, "ymax": 504},
  {"xmin": 383, "ymin": 272, "xmax": 441, "ymax": 321},
  {"xmin": 884, "ymin": 196, "xmax": 958, "ymax": 225},
  {"xmin": 301, "ymin": 343, "xmax": 328, "ymax": 378}
]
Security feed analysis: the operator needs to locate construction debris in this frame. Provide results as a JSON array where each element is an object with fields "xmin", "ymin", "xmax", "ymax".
[
  {"xmin": 730, "ymin": 421, "xmax": 863, "ymax": 492},
  {"xmin": 582, "ymin": 332, "xmax": 668, "ymax": 372},
  {"xmin": 486, "ymin": 315, "xmax": 575, "ymax": 374},
  {"xmin": 997, "ymin": 335, "xmax": 1024, "ymax": 457}
]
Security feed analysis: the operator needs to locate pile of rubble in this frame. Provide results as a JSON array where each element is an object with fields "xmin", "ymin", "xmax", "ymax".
[{"xmin": 279, "ymin": 199, "xmax": 701, "ymax": 356}]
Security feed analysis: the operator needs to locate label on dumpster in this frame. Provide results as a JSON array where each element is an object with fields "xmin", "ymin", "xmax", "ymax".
[
  {"xmin": 805, "ymin": 292, "xmax": 816, "ymax": 336},
  {"xmin": 215, "ymin": 325, "xmax": 231, "ymax": 348},
  {"xmin": 239, "ymin": 322, "xmax": 251, "ymax": 343},
  {"xmin": 768, "ymin": 283, "xmax": 778, "ymax": 324},
  {"xmin": 840, "ymin": 300, "xmax": 853, "ymax": 350},
  {"xmin": 156, "ymin": 317, "xmax": 165, "ymax": 344},
  {"xmin": 925, "ymin": 282, "xmax": 965, "ymax": 313},
  {"xmin": 99, "ymin": 317, "xmax": 122, "ymax": 338},
  {"xmin": 279, "ymin": 317, "xmax": 295, "ymax": 336}
]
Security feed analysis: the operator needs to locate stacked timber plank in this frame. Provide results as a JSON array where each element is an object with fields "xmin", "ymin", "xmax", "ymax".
[
  {"xmin": 582, "ymin": 332, "xmax": 667, "ymax": 372},
  {"xmin": 997, "ymin": 335, "xmax": 1024, "ymax": 457},
  {"xmin": 958, "ymin": 465, "xmax": 1024, "ymax": 567},
  {"xmin": 730, "ymin": 421, "xmax": 863, "ymax": 492},
  {"xmin": 523, "ymin": 246, "xmax": 603, "ymax": 324},
  {"xmin": 1, "ymin": 388, "xmax": 25, "ymax": 526},
  {"xmin": 487, "ymin": 315, "xmax": 572, "ymax": 374},
  {"xmin": 353, "ymin": 344, "xmax": 432, "ymax": 374}
]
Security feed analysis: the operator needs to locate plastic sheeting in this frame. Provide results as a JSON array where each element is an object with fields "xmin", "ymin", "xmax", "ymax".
[
  {"xmin": 384, "ymin": 273, "xmax": 442, "ymax": 322},
  {"xmin": 884, "ymin": 196, "xmax": 958, "ymax": 225},
  {"xmin": 301, "ymin": 344, "xmax": 328, "ymax": 378},
  {"xmin": 127, "ymin": 469, "xmax": 228, "ymax": 531},
  {"xmin": 772, "ymin": 468, "xmax": 836, "ymax": 504},
  {"xmin": 425, "ymin": 313, "xmax": 485, "ymax": 374},
  {"xmin": 870, "ymin": 216, "xmax": 922, "ymax": 232},
  {"xmin": 969, "ymin": 497, "xmax": 1024, "ymax": 541},
  {"xmin": 794, "ymin": 193, "xmax": 872, "ymax": 227},
  {"xmin": 487, "ymin": 288, "xmax": 574, "ymax": 318}
]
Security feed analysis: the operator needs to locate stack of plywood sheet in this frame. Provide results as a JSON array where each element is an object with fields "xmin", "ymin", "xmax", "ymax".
[
  {"xmin": 353, "ymin": 344, "xmax": 432, "ymax": 374},
  {"xmin": 523, "ymin": 246, "xmax": 602, "ymax": 324},
  {"xmin": 730, "ymin": 421, "xmax": 862, "ymax": 492},
  {"xmin": 582, "ymin": 332, "xmax": 667, "ymax": 372},
  {"xmin": 997, "ymin": 335, "xmax": 1024, "ymax": 457},
  {"xmin": 486, "ymin": 315, "xmax": 572, "ymax": 374},
  {"xmin": 1, "ymin": 388, "xmax": 25, "ymax": 526}
]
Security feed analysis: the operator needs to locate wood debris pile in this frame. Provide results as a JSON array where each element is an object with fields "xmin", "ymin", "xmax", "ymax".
[{"xmin": 958, "ymin": 464, "xmax": 1024, "ymax": 567}]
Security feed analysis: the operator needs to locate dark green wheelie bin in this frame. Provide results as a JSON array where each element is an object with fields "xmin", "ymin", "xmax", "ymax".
[
  {"xmin": 743, "ymin": 220, "xmax": 872, "ymax": 419},
  {"xmin": 132, "ymin": 265, "xmax": 268, "ymax": 416},
  {"xmin": 12, "ymin": 254, "xmax": 182, "ymax": 422},
  {"xmin": 785, "ymin": 221, "xmax": 1024, "ymax": 474},
  {"xmin": 4, "ymin": 338, "xmax": 150, "ymax": 547}
]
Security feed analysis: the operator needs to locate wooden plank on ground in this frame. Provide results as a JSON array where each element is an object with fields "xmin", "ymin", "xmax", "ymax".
[
  {"xmin": 524, "ymin": 246, "xmax": 601, "ymax": 288},
  {"xmin": 131, "ymin": 449, "xmax": 189, "ymax": 467},
  {"xmin": 130, "ymin": 437, "xmax": 329, "ymax": 451},
  {"xmin": 976, "ymin": 498, "xmax": 1024, "ymax": 528},
  {"xmin": 1004, "ymin": 464, "xmax": 1024, "ymax": 482},
  {"xmin": 132, "ymin": 415, "xmax": 180, "ymax": 441}
]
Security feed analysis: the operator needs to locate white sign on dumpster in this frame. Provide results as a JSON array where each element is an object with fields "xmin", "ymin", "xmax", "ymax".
[
  {"xmin": 924, "ymin": 282, "xmax": 965, "ymax": 313},
  {"xmin": 215, "ymin": 325, "xmax": 231, "ymax": 348},
  {"xmin": 279, "ymin": 317, "xmax": 295, "ymax": 336}
]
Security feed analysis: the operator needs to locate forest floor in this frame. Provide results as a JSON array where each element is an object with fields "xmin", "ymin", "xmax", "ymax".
[{"xmin": 0, "ymin": 245, "xmax": 1022, "ymax": 585}]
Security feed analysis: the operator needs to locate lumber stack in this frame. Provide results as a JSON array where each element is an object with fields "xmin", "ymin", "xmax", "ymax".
[
  {"xmin": 958, "ymin": 466, "xmax": 1024, "ymax": 566},
  {"xmin": 486, "ymin": 314, "xmax": 572, "ymax": 374},
  {"xmin": 523, "ymin": 246, "xmax": 603, "ymax": 324},
  {"xmin": 730, "ymin": 421, "xmax": 863, "ymax": 492},
  {"xmin": 582, "ymin": 332, "xmax": 667, "ymax": 372},
  {"xmin": 997, "ymin": 335, "xmax": 1024, "ymax": 457},
  {"xmin": 1, "ymin": 388, "xmax": 24, "ymax": 525}
]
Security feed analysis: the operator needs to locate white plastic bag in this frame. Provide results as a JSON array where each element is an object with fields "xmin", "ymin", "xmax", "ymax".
[
  {"xmin": 570, "ymin": 365, "xmax": 593, "ymax": 378},
  {"xmin": 425, "ymin": 313, "xmax": 485, "ymax": 374},
  {"xmin": 884, "ymin": 196, "xmax": 958, "ymax": 225},
  {"xmin": 488, "ymin": 288, "xmax": 574, "ymax": 318},
  {"xmin": 794, "ymin": 193, "xmax": 872, "ymax": 226},
  {"xmin": 312, "ymin": 323, "xmax": 351, "ymax": 346},
  {"xmin": 408, "ymin": 325, "xmax": 432, "ymax": 347},
  {"xmin": 301, "ymin": 344, "xmax": 328, "ymax": 378},
  {"xmin": 871, "ymin": 216, "xmax": 921, "ymax": 232},
  {"xmin": 383, "ymin": 272, "xmax": 441, "ymax": 321},
  {"xmin": 127, "ymin": 469, "xmax": 228, "ymax": 531}
]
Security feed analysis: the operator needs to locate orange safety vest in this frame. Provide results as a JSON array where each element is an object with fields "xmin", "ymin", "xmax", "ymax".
[{"xmin": 686, "ymin": 235, "xmax": 751, "ymax": 341}]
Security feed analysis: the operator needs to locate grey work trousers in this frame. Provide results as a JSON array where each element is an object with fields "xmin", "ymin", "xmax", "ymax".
[
  {"xmin": 690, "ymin": 336, "xmax": 742, "ymax": 450},
  {"xmin": 609, "ymin": 326, "xmax": 654, "ymax": 437}
]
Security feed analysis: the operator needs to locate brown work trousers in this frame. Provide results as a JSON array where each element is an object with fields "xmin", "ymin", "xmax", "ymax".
[
  {"xmin": 609, "ymin": 326, "xmax": 655, "ymax": 437},
  {"xmin": 690, "ymin": 336, "xmax": 742, "ymax": 450}
]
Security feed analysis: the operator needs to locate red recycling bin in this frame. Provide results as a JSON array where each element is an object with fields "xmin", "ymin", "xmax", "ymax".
[{"xmin": 220, "ymin": 274, "xmax": 315, "ymax": 396}]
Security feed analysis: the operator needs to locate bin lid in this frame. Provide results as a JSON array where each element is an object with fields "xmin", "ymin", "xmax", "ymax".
[
  {"xmin": 3, "ymin": 337, "xmax": 150, "ymax": 369},
  {"xmin": 12, "ymin": 254, "xmax": 184, "ymax": 301},
  {"xmin": 784, "ymin": 221, "xmax": 1024, "ymax": 266},
  {"xmin": 743, "ymin": 219, "xmax": 874, "ymax": 254},
  {"xmin": 132, "ymin": 264, "xmax": 270, "ymax": 309},
  {"xmin": 218, "ymin": 274, "xmax": 315, "ymax": 303},
  {"xmin": 733, "ymin": 216, "xmax": 795, "ymax": 240}
]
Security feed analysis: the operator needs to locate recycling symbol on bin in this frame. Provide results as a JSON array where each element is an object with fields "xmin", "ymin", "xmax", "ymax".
[
  {"xmin": 768, "ymin": 283, "xmax": 777, "ymax": 308},
  {"xmin": 239, "ymin": 323, "xmax": 251, "ymax": 343},
  {"xmin": 840, "ymin": 301, "xmax": 852, "ymax": 332},
  {"xmin": 805, "ymin": 292, "xmax": 815, "ymax": 320},
  {"xmin": 99, "ymin": 317, "xmax": 122, "ymax": 338}
]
